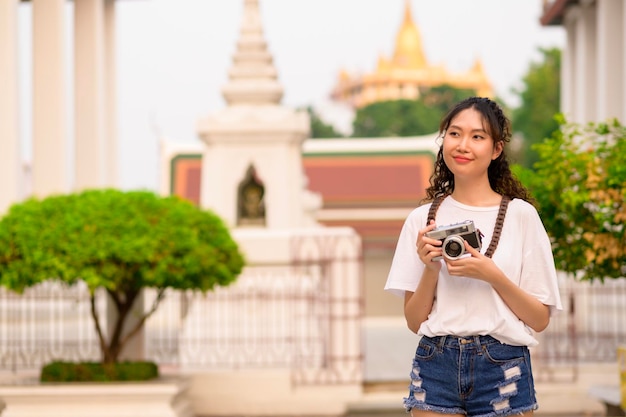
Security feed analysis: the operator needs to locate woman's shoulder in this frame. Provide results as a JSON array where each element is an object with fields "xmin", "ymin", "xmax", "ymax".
[
  {"xmin": 508, "ymin": 198, "xmax": 543, "ymax": 223},
  {"xmin": 403, "ymin": 201, "xmax": 433, "ymax": 226},
  {"xmin": 508, "ymin": 198, "xmax": 538, "ymax": 213},
  {"xmin": 410, "ymin": 201, "xmax": 434, "ymax": 217}
]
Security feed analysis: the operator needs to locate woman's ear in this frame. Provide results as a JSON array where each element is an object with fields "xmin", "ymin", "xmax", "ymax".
[{"xmin": 492, "ymin": 141, "xmax": 504, "ymax": 160}]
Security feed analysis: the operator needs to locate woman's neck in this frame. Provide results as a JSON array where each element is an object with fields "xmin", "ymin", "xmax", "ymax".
[{"xmin": 451, "ymin": 183, "xmax": 501, "ymax": 207}]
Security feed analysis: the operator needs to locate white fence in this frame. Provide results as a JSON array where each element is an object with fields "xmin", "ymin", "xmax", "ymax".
[
  {"xmin": 0, "ymin": 232, "xmax": 364, "ymax": 385},
  {"xmin": 0, "ymin": 265, "xmax": 624, "ymax": 384}
]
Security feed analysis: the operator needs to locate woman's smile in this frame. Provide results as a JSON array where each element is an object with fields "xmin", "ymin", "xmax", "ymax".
[{"xmin": 453, "ymin": 155, "xmax": 472, "ymax": 163}]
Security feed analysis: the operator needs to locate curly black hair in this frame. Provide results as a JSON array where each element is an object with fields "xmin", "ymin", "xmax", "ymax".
[{"xmin": 422, "ymin": 96, "xmax": 534, "ymax": 204}]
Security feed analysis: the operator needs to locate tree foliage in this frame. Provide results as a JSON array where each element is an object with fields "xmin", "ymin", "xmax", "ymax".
[
  {"xmin": 0, "ymin": 189, "xmax": 245, "ymax": 363},
  {"xmin": 307, "ymin": 106, "xmax": 344, "ymax": 138},
  {"xmin": 520, "ymin": 117, "xmax": 626, "ymax": 281},
  {"xmin": 511, "ymin": 47, "xmax": 561, "ymax": 168},
  {"xmin": 351, "ymin": 85, "xmax": 476, "ymax": 137}
]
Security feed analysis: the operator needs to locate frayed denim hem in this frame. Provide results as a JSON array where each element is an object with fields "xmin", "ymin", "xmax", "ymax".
[
  {"xmin": 404, "ymin": 401, "xmax": 537, "ymax": 417},
  {"xmin": 473, "ymin": 402, "xmax": 538, "ymax": 417},
  {"xmin": 403, "ymin": 396, "xmax": 465, "ymax": 415}
]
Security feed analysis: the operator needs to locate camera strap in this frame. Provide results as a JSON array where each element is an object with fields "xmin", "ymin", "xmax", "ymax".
[{"xmin": 426, "ymin": 195, "xmax": 512, "ymax": 258}]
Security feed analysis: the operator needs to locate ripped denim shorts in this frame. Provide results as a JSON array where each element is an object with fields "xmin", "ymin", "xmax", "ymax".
[{"xmin": 404, "ymin": 335, "xmax": 537, "ymax": 417}]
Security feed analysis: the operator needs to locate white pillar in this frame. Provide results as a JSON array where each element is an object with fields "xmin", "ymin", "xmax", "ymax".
[
  {"xmin": 583, "ymin": 5, "xmax": 597, "ymax": 123},
  {"xmin": 623, "ymin": 4, "xmax": 626, "ymax": 123},
  {"xmin": 0, "ymin": 0, "xmax": 21, "ymax": 214},
  {"xmin": 104, "ymin": 0, "xmax": 117, "ymax": 187},
  {"xmin": 95, "ymin": 0, "xmax": 142, "ymax": 360},
  {"xmin": 32, "ymin": 0, "xmax": 68, "ymax": 197},
  {"xmin": 74, "ymin": 0, "xmax": 106, "ymax": 190},
  {"xmin": 561, "ymin": 10, "xmax": 577, "ymax": 121},
  {"xmin": 572, "ymin": 5, "xmax": 597, "ymax": 123},
  {"xmin": 596, "ymin": 0, "xmax": 623, "ymax": 121}
]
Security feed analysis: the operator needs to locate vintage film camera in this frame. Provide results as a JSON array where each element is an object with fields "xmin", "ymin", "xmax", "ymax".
[{"xmin": 425, "ymin": 220, "xmax": 483, "ymax": 261}]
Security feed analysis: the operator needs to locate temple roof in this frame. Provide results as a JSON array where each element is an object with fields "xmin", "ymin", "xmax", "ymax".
[
  {"xmin": 392, "ymin": 0, "xmax": 427, "ymax": 69},
  {"xmin": 330, "ymin": 1, "xmax": 493, "ymax": 108}
]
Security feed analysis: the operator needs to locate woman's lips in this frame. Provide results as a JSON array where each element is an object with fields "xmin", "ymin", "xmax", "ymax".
[{"xmin": 453, "ymin": 156, "xmax": 472, "ymax": 163}]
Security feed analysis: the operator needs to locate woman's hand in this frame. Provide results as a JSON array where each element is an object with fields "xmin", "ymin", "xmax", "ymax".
[
  {"xmin": 445, "ymin": 240, "xmax": 551, "ymax": 332},
  {"xmin": 416, "ymin": 220, "xmax": 443, "ymax": 271},
  {"xmin": 444, "ymin": 240, "xmax": 496, "ymax": 281}
]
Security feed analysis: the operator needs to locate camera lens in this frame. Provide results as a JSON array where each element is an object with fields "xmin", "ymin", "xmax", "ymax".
[
  {"xmin": 443, "ymin": 236, "xmax": 465, "ymax": 260},
  {"xmin": 445, "ymin": 241, "xmax": 463, "ymax": 257}
]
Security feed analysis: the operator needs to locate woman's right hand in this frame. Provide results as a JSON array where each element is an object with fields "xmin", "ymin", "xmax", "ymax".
[{"xmin": 416, "ymin": 220, "xmax": 443, "ymax": 271}]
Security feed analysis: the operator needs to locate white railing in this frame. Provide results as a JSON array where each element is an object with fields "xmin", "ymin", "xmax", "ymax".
[
  {"xmin": 0, "ymin": 261, "xmax": 624, "ymax": 384},
  {"xmin": 0, "ymin": 232, "xmax": 364, "ymax": 385},
  {"xmin": 534, "ymin": 274, "xmax": 626, "ymax": 365}
]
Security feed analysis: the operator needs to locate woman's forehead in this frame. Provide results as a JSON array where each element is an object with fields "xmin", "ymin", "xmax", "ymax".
[{"xmin": 449, "ymin": 108, "xmax": 489, "ymax": 130}]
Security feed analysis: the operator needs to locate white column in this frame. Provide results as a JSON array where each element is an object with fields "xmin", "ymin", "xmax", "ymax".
[
  {"xmin": 104, "ymin": 0, "xmax": 117, "ymax": 187},
  {"xmin": 0, "ymin": 0, "xmax": 21, "ymax": 214},
  {"xmin": 583, "ymin": 5, "xmax": 597, "ymax": 122},
  {"xmin": 562, "ymin": 10, "xmax": 577, "ymax": 121},
  {"xmin": 32, "ymin": 0, "xmax": 68, "ymax": 197},
  {"xmin": 623, "ymin": 4, "xmax": 626, "ymax": 123},
  {"xmin": 572, "ymin": 4, "xmax": 597, "ymax": 123},
  {"xmin": 596, "ymin": 0, "xmax": 623, "ymax": 121},
  {"xmin": 77, "ymin": 0, "xmax": 140, "ymax": 360},
  {"xmin": 74, "ymin": 0, "xmax": 106, "ymax": 190}
]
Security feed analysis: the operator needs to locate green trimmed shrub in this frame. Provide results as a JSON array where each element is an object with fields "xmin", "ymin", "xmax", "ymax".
[
  {"xmin": 0, "ymin": 189, "xmax": 245, "ymax": 366},
  {"xmin": 40, "ymin": 361, "xmax": 159, "ymax": 382}
]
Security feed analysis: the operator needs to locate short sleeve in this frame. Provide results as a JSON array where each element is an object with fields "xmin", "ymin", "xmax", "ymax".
[
  {"xmin": 518, "ymin": 204, "xmax": 563, "ymax": 314},
  {"xmin": 384, "ymin": 207, "xmax": 428, "ymax": 297}
]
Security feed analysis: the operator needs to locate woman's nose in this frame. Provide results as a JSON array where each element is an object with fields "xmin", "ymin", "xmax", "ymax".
[{"xmin": 457, "ymin": 136, "xmax": 470, "ymax": 151}]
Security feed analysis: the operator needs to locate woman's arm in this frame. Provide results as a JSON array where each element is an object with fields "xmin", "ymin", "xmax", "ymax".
[
  {"xmin": 483, "ymin": 266, "xmax": 550, "ymax": 332},
  {"xmin": 404, "ymin": 220, "xmax": 442, "ymax": 333},
  {"xmin": 404, "ymin": 268, "xmax": 439, "ymax": 333},
  {"xmin": 446, "ymin": 241, "xmax": 550, "ymax": 332}
]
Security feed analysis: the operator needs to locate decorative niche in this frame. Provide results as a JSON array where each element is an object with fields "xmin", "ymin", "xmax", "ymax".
[{"xmin": 237, "ymin": 164, "xmax": 266, "ymax": 227}]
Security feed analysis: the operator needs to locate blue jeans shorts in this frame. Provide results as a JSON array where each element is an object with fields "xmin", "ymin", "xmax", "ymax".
[{"xmin": 404, "ymin": 335, "xmax": 538, "ymax": 417}]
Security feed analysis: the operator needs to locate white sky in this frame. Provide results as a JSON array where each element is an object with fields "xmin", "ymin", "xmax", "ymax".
[{"xmin": 18, "ymin": 0, "xmax": 566, "ymax": 191}]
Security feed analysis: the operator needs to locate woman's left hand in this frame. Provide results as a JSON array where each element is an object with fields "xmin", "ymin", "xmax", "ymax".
[
  {"xmin": 444, "ymin": 240, "xmax": 498, "ymax": 283},
  {"xmin": 446, "ymin": 240, "xmax": 551, "ymax": 333}
]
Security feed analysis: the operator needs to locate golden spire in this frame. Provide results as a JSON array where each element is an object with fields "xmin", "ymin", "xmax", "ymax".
[
  {"xmin": 403, "ymin": 0, "xmax": 412, "ymax": 24},
  {"xmin": 392, "ymin": 0, "xmax": 427, "ymax": 69}
]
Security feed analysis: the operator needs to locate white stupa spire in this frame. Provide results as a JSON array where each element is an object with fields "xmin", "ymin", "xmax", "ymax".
[
  {"xmin": 199, "ymin": 0, "xmax": 320, "ymax": 229},
  {"xmin": 222, "ymin": 0, "xmax": 283, "ymax": 106}
]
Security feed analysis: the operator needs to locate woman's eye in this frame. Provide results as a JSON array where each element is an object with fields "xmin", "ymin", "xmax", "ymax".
[{"xmin": 473, "ymin": 135, "xmax": 485, "ymax": 140}]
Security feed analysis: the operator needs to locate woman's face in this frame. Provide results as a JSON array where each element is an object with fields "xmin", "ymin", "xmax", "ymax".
[{"xmin": 442, "ymin": 107, "xmax": 503, "ymax": 182}]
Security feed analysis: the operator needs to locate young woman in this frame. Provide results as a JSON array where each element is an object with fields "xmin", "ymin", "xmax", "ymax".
[{"xmin": 384, "ymin": 97, "xmax": 562, "ymax": 417}]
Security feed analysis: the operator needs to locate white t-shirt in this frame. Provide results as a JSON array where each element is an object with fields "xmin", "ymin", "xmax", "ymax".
[{"xmin": 384, "ymin": 196, "xmax": 563, "ymax": 347}]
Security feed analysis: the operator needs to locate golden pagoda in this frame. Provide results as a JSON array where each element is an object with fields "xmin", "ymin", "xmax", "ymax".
[{"xmin": 331, "ymin": 0, "xmax": 493, "ymax": 108}]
